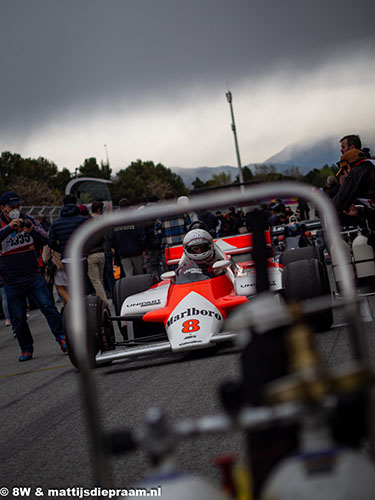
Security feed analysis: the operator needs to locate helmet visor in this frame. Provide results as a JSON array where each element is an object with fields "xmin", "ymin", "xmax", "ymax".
[{"xmin": 188, "ymin": 243, "xmax": 211, "ymax": 255}]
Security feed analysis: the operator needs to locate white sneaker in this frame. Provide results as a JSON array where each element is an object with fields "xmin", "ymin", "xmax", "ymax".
[{"xmin": 5, "ymin": 319, "xmax": 11, "ymax": 327}]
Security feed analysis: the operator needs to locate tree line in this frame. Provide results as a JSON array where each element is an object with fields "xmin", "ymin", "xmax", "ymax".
[{"xmin": 0, "ymin": 151, "xmax": 338, "ymax": 206}]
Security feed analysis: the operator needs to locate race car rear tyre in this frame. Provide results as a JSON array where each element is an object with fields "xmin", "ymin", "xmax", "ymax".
[
  {"xmin": 63, "ymin": 296, "xmax": 115, "ymax": 369},
  {"xmin": 282, "ymin": 258, "xmax": 333, "ymax": 333},
  {"xmin": 279, "ymin": 246, "xmax": 323, "ymax": 267},
  {"xmin": 113, "ymin": 274, "xmax": 160, "ymax": 340}
]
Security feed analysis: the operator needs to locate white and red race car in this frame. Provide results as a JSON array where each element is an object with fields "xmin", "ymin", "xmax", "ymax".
[{"xmin": 64, "ymin": 230, "xmax": 331, "ymax": 368}]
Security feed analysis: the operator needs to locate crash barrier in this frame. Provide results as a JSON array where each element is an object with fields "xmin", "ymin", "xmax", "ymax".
[
  {"xmin": 20, "ymin": 205, "xmax": 120, "ymax": 222},
  {"xmin": 65, "ymin": 182, "xmax": 373, "ymax": 497},
  {"xmin": 21, "ymin": 205, "xmax": 62, "ymax": 221}
]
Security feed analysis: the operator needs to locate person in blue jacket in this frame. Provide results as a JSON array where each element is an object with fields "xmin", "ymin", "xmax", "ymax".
[
  {"xmin": 48, "ymin": 193, "xmax": 93, "ymax": 296},
  {"xmin": 48, "ymin": 194, "xmax": 87, "ymax": 259},
  {"xmin": 0, "ymin": 192, "xmax": 66, "ymax": 361}
]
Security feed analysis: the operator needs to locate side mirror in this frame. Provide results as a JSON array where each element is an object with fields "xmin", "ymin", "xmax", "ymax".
[
  {"xmin": 212, "ymin": 259, "xmax": 231, "ymax": 270},
  {"xmin": 160, "ymin": 271, "xmax": 176, "ymax": 280}
]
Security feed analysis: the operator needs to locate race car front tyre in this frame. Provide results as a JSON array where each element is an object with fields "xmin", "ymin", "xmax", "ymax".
[
  {"xmin": 282, "ymin": 258, "xmax": 333, "ymax": 333},
  {"xmin": 113, "ymin": 274, "xmax": 156, "ymax": 315},
  {"xmin": 113, "ymin": 274, "xmax": 161, "ymax": 340},
  {"xmin": 63, "ymin": 296, "xmax": 115, "ymax": 368}
]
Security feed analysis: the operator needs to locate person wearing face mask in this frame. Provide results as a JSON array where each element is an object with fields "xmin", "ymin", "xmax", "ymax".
[{"xmin": 0, "ymin": 192, "xmax": 66, "ymax": 362}]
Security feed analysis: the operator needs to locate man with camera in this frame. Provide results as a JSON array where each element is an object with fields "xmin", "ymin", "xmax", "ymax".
[{"xmin": 0, "ymin": 191, "xmax": 66, "ymax": 362}]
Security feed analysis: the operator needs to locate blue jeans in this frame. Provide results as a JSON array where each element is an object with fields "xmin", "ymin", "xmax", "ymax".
[
  {"xmin": 5, "ymin": 274, "xmax": 63, "ymax": 353},
  {"xmin": 0, "ymin": 286, "xmax": 10, "ymax": 319}
]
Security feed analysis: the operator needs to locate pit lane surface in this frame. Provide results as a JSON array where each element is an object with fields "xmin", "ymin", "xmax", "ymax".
[{"xmin": 1, "ymin": 294, "xmax": 374, "ymax": 494}]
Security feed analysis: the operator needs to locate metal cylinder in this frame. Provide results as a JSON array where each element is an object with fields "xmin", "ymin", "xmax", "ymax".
[
  {"xmin": 330, "ymin": 239, "xmax": 353, "ymax": 293},
  {"xmin": 352, "ymin": 233, "xmax": 375, "ymax": 279}
]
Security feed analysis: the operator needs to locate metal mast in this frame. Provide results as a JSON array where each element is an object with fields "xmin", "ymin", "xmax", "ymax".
[
  {"xmin": 226, "ymin": 90, "xmax": 244, "ymax": 186},
  {"xmin": 104, "ymin": 144, "xmax": 110, "ymax": 168}
]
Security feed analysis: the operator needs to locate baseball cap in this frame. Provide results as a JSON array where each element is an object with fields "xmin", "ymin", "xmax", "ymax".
[
  {"xmin": 336, "ymin": 149, "xmax": 366, "ymax": 176},
  {"xmin": 0, "ymin": 191, "xmax": 21, "ymax": 207}
]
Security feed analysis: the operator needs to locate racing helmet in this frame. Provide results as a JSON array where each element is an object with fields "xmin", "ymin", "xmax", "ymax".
[{"xmin": 183, "ymin": 229, "xmax": 214, "ymax": 264}]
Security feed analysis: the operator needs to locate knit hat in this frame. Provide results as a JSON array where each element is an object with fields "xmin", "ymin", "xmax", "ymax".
[{"xmin": 78, "ymin": 204, "xmax": 89, "ymax": 216}]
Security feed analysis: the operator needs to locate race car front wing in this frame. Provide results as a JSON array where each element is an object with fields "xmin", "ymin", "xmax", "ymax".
[{"xmin": 95, "ymin": 331, "xmax": 238, "ymax": 365}]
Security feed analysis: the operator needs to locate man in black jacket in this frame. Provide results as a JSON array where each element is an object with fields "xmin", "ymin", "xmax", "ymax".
[
  {"xmin": 333, "ymin": 149, "xmax": 375, "ymax": 230},
  {"xmin": 108, "ymin": 198, "xmax": 147, "ymax": 277}
]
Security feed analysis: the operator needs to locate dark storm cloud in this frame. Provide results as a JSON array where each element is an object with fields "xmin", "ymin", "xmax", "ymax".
[{"xmin": 0, "ymin": 0, "xmax": 374, "ymax": 134}]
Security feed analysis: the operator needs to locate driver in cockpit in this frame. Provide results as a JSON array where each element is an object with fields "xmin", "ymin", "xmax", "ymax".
[{"xmin": 177, "ymin": 228, "xmax": 226, "ymax": 276}]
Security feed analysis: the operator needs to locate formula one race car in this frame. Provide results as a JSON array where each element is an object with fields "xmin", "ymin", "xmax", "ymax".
[
  {"xmin": 270, "ymin": 217, "xmax": 323, "ymax": 254},
  {"xmin": 63, "ymin": 227, "xmax": 332, "ymax": 369}
]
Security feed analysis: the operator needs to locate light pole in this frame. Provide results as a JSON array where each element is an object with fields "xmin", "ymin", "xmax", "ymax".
[
  {"xmin": 226, "ymin": 91, "xmax": 244, "ymax": 187},
  {"xmin": 104, "ymin": 144, "xmax": 110, "ymax": 167}
]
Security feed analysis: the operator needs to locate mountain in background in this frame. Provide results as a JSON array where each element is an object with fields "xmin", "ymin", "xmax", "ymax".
[
  {"xmin": 172, "ymin": 165, "xmax": 239, "ymax": 187},
  {"xmin": 172, "ymin": 134, "xmax": 374, "ymax": 186},
  {"xmin": 263, "ymin": 136, "xmax": 339, "ymax": 173}
]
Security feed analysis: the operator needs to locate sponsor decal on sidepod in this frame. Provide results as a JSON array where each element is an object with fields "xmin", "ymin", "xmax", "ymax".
[{"xmin": 121, "ymin": 284, "xmax": 170, "ymax": 316}]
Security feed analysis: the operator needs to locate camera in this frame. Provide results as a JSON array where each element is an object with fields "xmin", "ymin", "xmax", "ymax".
[{"xmin": 20, "ymin": 218, "xmax": 32, "ymax": 230}]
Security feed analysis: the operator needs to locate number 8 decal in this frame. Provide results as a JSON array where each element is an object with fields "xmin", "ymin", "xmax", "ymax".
[{"xmin": 182, "ymin": 319, "xmax": 200, "ymax": 333}]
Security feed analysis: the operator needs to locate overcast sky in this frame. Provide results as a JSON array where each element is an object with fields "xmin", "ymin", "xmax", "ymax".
[{"xmin": 0, "ymin": 0, "xmax": 374, "ymax": 173}]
